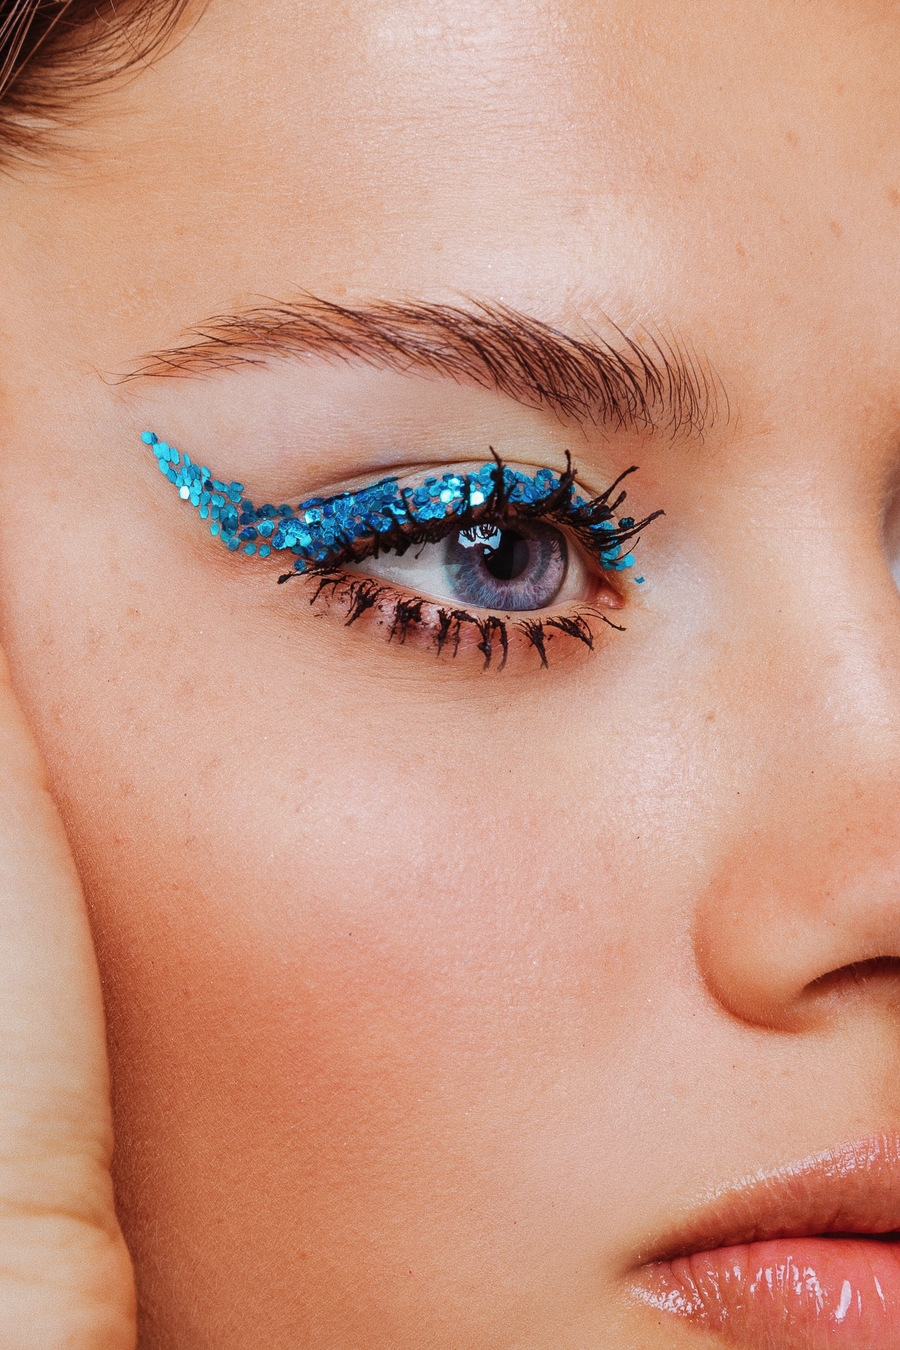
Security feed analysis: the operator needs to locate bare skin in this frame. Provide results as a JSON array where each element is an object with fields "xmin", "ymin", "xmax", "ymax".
[{"xmin": 0, "ymin": 0, "xmax": 899, "ymax": 1346}]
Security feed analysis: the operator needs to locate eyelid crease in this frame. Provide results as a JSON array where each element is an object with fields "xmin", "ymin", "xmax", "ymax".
[{"xmin": 142, "ymin": 429, "xmax": 662, "ymax": 579}]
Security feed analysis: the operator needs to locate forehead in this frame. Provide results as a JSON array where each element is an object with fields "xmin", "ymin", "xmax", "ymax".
[
  {"xmin": 128, "ymin": 0, "xmax": 900, "ymax": 237},
  {"xmin": 5, "ymin": 0, "xmax": 900, "ymax": 439}
]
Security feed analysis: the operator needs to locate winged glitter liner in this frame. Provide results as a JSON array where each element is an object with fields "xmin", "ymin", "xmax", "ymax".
[{"xmin": 142, "ymin": 430, "xmax": 662, "ymax": 668}]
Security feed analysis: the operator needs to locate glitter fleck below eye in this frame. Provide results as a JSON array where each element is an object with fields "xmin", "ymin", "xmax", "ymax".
[{"xmin": 142, "ymin": 431, "xmax": 650, "ymax": 576}]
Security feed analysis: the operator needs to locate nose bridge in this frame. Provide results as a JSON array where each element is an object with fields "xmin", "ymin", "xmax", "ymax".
[
  {"xmin": 749, "ymin": 607, "xmax": 900, "ymax": 820},
  {"xmin": 693, "ymin": 468, "xmax": 900, "ymax": 1030},
  {"xmin": 722, "ymin": 450, "xmax": 900, "ymax": 796}
]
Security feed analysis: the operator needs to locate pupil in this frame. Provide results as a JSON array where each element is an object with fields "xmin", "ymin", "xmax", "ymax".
[{"xmin": 483, "ymin": 530, "xmax": 530, "ymax": 581}]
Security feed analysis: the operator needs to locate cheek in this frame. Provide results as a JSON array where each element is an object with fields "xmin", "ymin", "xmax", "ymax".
[
  {"xmin": 82, "ymin": 743, "xmax": 656, "ymax": 1334},
  {"xmin": 90, "ymin": 825, "xmax": 654, "ymax": 1308},
  {"xmin": 57, "ymin": 621, "xmax": 641, "ymax": 1138}
]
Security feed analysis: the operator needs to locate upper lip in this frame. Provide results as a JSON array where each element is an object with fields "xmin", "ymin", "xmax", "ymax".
[{"xmin": 638, "ymin": 1133, "xmax": 900, "ymax": 1265}]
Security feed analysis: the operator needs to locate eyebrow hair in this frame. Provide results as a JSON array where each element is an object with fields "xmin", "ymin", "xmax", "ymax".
[{"xmin": 123, "ymin": 295, "xmax": 722, "ymax": 436}]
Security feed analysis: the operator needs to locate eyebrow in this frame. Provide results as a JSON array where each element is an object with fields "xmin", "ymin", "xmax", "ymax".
[{"xmin": 123, "ymin": 295, "xmax": 722, "ymax": 437}]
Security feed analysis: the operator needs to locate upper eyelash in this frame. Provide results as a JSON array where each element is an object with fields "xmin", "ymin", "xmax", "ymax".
[{"xmin": 141, "ymin": 431, "xmax": 662, "ymax": 581}]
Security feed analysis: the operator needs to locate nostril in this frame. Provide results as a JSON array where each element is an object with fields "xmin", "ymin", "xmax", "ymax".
[{"xmin": 804, "ymin": 956, "xmax": 900, "ymax": 1006}]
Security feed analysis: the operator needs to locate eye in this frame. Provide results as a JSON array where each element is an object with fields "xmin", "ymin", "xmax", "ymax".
[
  {"xmin": 143, "ymin": 431, "xmax": 662, "ymax": 670},
  {"xmin": 350, "ymin": 518, "xmax": 587, "ymax": 611}
]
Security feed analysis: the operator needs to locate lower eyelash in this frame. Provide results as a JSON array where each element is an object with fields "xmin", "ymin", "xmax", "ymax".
[
  {"xmin": 289, "ymin": 566, "xmax": 624, "ymax": 671},
  {"xmin": 517, "ymin": 609, "xmax": 624, "ymax": 668}
]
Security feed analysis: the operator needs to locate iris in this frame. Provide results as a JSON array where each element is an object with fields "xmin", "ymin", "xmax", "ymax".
[{"xmin": 444, "ymin": 523, "xmax": 567, "ymax": 610}]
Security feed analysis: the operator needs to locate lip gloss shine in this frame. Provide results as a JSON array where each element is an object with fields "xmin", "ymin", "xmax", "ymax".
[
  {"xmin": 631, "ymin": 1135, "xmax": 900, "ymax": 1350},
  {"xmin": 637, "ymin": 1238, "xmax": 900, "ymax": 1348}
]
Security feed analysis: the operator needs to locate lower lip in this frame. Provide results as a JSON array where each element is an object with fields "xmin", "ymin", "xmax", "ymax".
[{"xmin": 635, "ymin": 1238, "xmax": 900, "ymax": 1349}]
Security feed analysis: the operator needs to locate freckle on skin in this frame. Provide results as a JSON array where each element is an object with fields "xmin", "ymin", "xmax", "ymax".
[
  {"xmin": 830, "ymin": 220, "xmax": 843, "ymax": 238},
  {"xmin": 784, "ymin": 129, "xmax": 799, "ymax": 147},
  {"xmin": 887, "ymin": 187, "xmax": 900, "ymax": 208},
  {"xmin": 735, "ymin": 242, "xmax": 746, "ymax": 257}
]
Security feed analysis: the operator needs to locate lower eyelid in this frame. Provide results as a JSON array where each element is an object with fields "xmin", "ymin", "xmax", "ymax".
[{"xmin": 291, "ymin": 568, "xmax": 621, "ymax": 672}]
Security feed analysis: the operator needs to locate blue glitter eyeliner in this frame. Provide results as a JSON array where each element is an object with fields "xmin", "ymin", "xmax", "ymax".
[{"xmin": 141, "ymin": 430, "xmax": 654, "ymax": 576}]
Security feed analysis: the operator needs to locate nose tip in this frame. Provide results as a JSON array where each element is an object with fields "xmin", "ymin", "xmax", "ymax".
[{"xmin": 694, "ymin": 810, "xmax": 900, "ymax": 1031}]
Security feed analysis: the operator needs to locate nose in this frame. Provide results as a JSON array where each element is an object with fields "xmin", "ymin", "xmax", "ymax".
[
  {"xmin": 696, "ymin": 794, "xmax": 900, "ymax": 1030},
  {"xmin": 694, "ymin": 508, "xmax": 900, "ymax": 1032}
]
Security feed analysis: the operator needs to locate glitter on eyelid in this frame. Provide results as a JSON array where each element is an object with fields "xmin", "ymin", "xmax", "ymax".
[{"xmin": 141, "ymin": 430, "xmax": 643, "ymax": 575}]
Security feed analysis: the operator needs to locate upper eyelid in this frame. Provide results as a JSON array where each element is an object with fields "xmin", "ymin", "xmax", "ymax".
[{"xmin": 143, "ymin": 431, "xmax": 655, "ymax": 577}]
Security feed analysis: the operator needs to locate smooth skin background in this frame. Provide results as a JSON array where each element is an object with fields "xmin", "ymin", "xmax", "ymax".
[{"xmin": 0, "ymin": 0, "xmax": 900, "ymax": 1346}]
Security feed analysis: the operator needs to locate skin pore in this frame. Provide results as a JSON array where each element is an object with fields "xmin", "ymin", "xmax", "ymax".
[{"xmin": 0, "ymin": 0, "xmax": 900, "ymax": 1345}]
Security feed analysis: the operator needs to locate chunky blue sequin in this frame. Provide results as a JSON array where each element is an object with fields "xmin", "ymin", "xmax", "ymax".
[{"xmin": 141, "ymin": 431, "xmax": 637, "ymax": 574}]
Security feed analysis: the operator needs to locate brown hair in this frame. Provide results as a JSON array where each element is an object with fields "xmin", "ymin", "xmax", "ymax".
[{"xmin": 0, "ymin": 0, "xmax": 195, "ymax": 160}]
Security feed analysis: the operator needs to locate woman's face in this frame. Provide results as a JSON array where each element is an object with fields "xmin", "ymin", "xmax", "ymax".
[{"xmin": 2, "ymin": 0, "xmax": 900, "ymax": 1345}]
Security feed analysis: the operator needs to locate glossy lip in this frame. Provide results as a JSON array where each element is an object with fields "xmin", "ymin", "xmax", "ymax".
[
  {"xmin": 635, "ymin": 1133, "xmax": 900, "ymax": 1266},
  {"xmin": 628, "ymin": 1136, "xmax": 900, "ymax": 1348}
]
